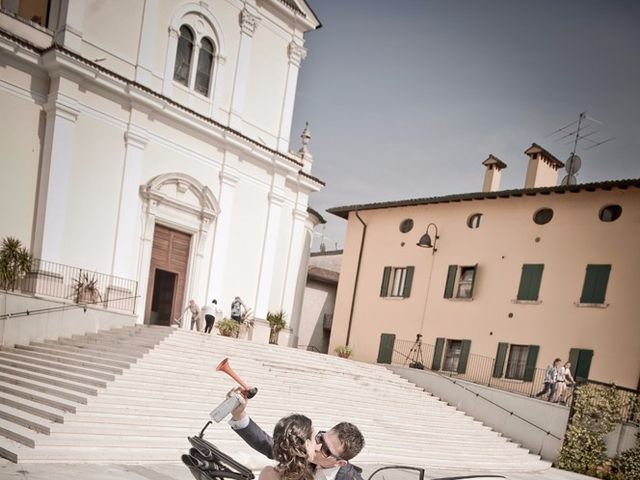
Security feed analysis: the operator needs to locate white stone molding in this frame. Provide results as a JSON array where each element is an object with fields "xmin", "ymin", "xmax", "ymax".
[
  {"xmin": 33, "ymin": 91, "xmax": 81, "ymax": 262},
  {"xmin": 112, "ymin": 125, "xmax": 149, "ymax": 279},
  {"xmin": 137, "ymin": 172, "xmax": 220, "ymax": 323}
]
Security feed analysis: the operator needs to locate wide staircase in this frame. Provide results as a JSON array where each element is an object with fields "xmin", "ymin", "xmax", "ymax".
[{"xmin": 0, "ymin": 326, "xmax": 551, "ymax": 472}]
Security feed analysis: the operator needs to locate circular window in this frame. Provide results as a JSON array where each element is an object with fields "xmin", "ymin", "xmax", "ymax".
[
  {"xmin": 599, "ymin": 205, "xmax": 622, "ymax": 223},
  {"xmin": 399, "ymin": 218, "xmax": 414, "ymax": 233},
  {"xmin": 467, "ymin": 213, "xmax": 482, "ymax": 229},
  {"xmin": 533, "ymin": 208, "xmax": 553, "ymax": 225}
]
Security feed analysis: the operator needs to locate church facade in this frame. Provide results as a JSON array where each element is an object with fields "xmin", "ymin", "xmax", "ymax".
[{"xmin": 0, "ymin": 0, "xmax": 322, "ymax": 341}]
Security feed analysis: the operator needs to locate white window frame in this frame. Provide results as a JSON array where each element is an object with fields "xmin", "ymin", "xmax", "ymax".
[
  {"xmin": 505, "ymin": 344, "xmax": 529, "ymax": 380},
  {"xmin": 443, "ymin": 339, "xmax": 463, "ymax": 372},
  {"xmin": 456, "ymin": 266, "xmax": 476, "ymax": 299},
  {"xmin": 389, "ymin": 267, "xmax": 408, "ymax": 297}
]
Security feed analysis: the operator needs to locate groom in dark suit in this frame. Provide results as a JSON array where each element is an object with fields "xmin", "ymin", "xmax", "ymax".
[{"xmin": 227, "ymin": 389, "xmax": 365, "ymax": 480}]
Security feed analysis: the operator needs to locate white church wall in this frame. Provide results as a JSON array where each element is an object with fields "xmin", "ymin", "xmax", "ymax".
[
  {"xmin": 242, "ymin": 22, "xmax": 290, "ymax": 147},
  {"xmin": 0, "ymin": 85, "xmax": 42, "ymax": 243}
]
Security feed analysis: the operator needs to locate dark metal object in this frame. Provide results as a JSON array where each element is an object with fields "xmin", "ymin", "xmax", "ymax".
[
  {"xmin": 346, "ymin": 210, "xmax": 367, "ymax": 346},
  {"xmin": 183, "ymin": 422, "xmax": 255, "ymax": 480},
  {"xmin": 416, "ymin": 222, "xmax": 439, "ymax": 253}
]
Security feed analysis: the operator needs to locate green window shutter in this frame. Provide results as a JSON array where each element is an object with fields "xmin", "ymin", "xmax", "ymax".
[
  {"xmin": 517, "ymin": 264, "xmax": 544, "ymax": 301},
  {"xmin": 575, "ymin": 349, "xmax": 594, "ymax": 381},
  {"xmin": 580, "ymin": 264, "xmax": 611, "ymax": 304},
  {"xmin": 377, "ymin": 333, "xmax": 396, "ymax": 364},
  {"xmin": 457, "ymin": 340, "xmax": 472, "ymax": 374},
  {"xmin": 431, "ymin": 337, "xmax": 445, "ymax": 371},
  {"xmin": 444, "ymin": 265, "xmax": 457, "ymax": 298},
  {"xmin": 493, "ymin": 342, "xmax": 508, "ymax": 378},
  {"xmin": 522, "ymin": 345, "xmax": 539, "ymax": 381},
  {"xmin": 380, "ymin": 267, "xmax": 391, "ymax": 297},
  {"xmin": 402, "ymin": 266, "xmax": 415, "ymax": 298},
  {"xmin": 568, "ymin": 348, "xmax": 580, "ymax": 378},
  {"xmin": 469, "ymin": 264, "xmax": 478, "ymax": 298}
]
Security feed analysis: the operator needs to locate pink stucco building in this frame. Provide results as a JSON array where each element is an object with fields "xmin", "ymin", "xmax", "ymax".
[{"xmin": 327, "ymin": 145, "xmax": 640, "ymax": 390}]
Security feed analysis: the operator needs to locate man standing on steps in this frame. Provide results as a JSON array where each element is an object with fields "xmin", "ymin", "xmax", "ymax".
[{"xmin": 227, "ymin": 388, "xmax": 365, "ymax": 480}]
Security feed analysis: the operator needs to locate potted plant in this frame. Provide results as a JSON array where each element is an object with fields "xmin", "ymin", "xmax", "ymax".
[
  {"xmin": 266, "ymin": 310, "xmax": 287, "ymax": 345},
  {"xmin": 71, "ymin": 272, "xmax": 102, "ymax": 305},
  {"xmin": 0, "ymin": 236, "xmax": 32, "ymax": 291},
  {"xmin": 334, "ymin": 345, "xmax": 353, "ymax": 359},
  {"xmin": 217, "ymin": 318, "xmax": 240, "ymax": 338}
]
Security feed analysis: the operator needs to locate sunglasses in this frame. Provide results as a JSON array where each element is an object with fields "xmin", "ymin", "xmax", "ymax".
[{"xmin": 315, "ymin": 431, "xmax": 342, "ymax": 461}]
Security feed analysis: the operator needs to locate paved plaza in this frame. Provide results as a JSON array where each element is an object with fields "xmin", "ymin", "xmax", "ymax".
[{"xmin": 0, "ymin": 461, "xmax": 596, "ymax": 480}]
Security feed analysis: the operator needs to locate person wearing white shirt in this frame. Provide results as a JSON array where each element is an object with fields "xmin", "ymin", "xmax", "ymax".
[{"xmin": 202, "ymin": 299, "xmax": 220, "ymax": 334}]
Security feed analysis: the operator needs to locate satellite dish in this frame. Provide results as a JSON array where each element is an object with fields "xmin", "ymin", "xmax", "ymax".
[
  {"xmin": 566, "ymin": 154, "xmax": 582, "ymax": 174},
  {"xmin": 561, "ymin": 175, "xmax": 577, "ymax": 186}
]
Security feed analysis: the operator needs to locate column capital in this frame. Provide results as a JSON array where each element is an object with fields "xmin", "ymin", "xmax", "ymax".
[
  {"xmin": 268, "ymin": 190, "xmax": 287, "ymax": 206},
  {"xmin": 288, "ymin": 41, "xmax": 307, "ymax": 67},
  {"xmin": 292, "ymin": 208, "xmax": 308, "ymax": 222},
  {"xmin": 44, "ymin": 93, "xmax": 80, "ymax": 122},
  {"xmin": 220, "ymin": 167, "xmax": 240, "ymax": 186},
  {"xmin": 239, "ymin": 8, "xmax": 258, "ymax": 37},
  {"xmin": 168, "ymin": 26, "xmax": 179, "ymax": 38},
  {"xmin": 124, "ymin": 125, "xmax": 149, "ymax": 149}
]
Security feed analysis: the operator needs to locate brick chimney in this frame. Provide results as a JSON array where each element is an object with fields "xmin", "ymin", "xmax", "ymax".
[
  {"xmin": 524, "ymin": 143, "xmax": 564, "ymax": 188},
  {"xmin": 482, "ymin": 154, "xmax": 507, "ymax": 192}
]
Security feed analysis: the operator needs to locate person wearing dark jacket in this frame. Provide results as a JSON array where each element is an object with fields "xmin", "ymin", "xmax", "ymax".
[{"xmin": 227, "ymin": 389, "xmax": 365, "ymax": 480}]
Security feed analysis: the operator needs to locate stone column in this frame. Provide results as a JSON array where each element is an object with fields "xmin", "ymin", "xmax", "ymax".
[
  {"xmin": 228, "ymin": 8, "xmax": 258, "ymax": 130},
  {"xmin": 280, "ymin": 207, "xmax": 309, "ymax": 330},
  {"xmin": 162, "ymin": 26, "xmax": 180, "ymax": 97},
  {"xmin": 254, "ymin": 189, "xmax": 285, "ymax": 319},
  {"xmin": 276, "ymin": 40, "xmax": 307, "ymax": 151},
  {"xmin": 207, "ymin": 167, "xmax": 240, "ymax": 304},
  {"xmin": 112, "ymin": 124, "xmax": 148, "ymax": 279},
  {"xmin": 33, "ymin": 80, "xmax": 80, "ymax": 263},
  {"xmin": 135, "ymin": 0, "xmax": 159, "ymax": 86}
]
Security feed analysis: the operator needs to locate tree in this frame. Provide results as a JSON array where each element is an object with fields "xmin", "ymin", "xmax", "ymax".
[{"xmin": 0, "ymin": 237, "xmax": 32, "ymax": 291}]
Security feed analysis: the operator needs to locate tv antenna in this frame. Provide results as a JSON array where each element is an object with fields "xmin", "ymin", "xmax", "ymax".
[{"xmin": 546, "ymin": 111, "xmax": 615, "ymax": 185}]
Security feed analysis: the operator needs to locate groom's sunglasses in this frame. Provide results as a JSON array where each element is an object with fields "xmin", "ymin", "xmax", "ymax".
[{"xmin": 315, "ymin": 431, "xmax": 342, "ymax": 461}]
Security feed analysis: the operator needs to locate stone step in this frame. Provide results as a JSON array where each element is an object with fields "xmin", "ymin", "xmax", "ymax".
[
  {"xmin": 43, "ymin": 339, "xmax": 148, "ymax": 358},
  {"xmin": 0, "ymin": 419, "xmax": 39, "ymax": 448},
  {"xmin": 0, "ymin": 357, "xmax": 111, "ymax": 386},
  {"xmin": 0, "ymin": 373, "xmax": 89, "ymax": 404},
  {"xmin": 22, "ymin": 344, "xmax": 135, "ymax": 368},
  {"xmin": 0, "ymin": 395, "xmax": 65, "ymax": 423},
  {"xmin": 0, "ymin": 404, "xmax": 51, "ymax": 435},
  {"xmin": 0, "ymin": 367, "xmax": 99, "ymax": 395},
  {"xmin": 2, "ymin": 346, "xmax": 124, "ymax": 374},
  {"xmin": 0, "ymin": 383, "xmax": 78, "ymax": 413},
  {"xmin": 38, "ymin": 341, "xmax": 142, "ymax": 362}
]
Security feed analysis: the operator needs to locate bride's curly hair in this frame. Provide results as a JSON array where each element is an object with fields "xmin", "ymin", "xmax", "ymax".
[{"xmin": 272, "ymin": 414, "xmax": 314, "ymax": 480}]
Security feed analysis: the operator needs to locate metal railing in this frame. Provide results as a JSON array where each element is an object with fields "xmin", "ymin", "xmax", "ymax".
[
  {"xmin": 14, "ymin": 257, "xmax": 138, "ymax": 314},
  {"xmin": 391, "ymin": 338, "xmax": 547, "ymax": 398}
]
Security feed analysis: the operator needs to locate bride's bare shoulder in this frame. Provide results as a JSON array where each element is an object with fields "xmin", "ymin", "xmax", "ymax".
[{"xmin": 259, "ymin": 466, "xmax": 280, "ymax": 480}]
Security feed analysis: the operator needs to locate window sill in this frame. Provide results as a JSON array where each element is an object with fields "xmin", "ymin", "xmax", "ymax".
[
  {"xmin": 448, "ymin": 297, "xmax": 473, "ymax": 302},
  {"xmin": 512, "ymin": 299, "xmax": 542, "ymax": 305},
  {"xmin": 575, "ymin": 302, "xmax": 609, "ymax": 309},
  {"xmin": 382, "ymin": 296, "xmax": 407, "ymax": 300}
]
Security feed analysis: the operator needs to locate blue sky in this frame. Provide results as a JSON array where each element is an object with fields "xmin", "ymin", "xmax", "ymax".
[{"xmin": 290, "ymin": 0, "xmax": 640, "ymax": 250}]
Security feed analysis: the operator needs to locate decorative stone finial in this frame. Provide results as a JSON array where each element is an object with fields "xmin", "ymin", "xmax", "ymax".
[{"xmin": 298, "ymin": 122, "xmax": 311, "ymax": 158}]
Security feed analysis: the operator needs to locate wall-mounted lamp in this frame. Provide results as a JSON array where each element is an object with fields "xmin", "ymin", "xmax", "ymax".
[{"xmin": 416, "ymin": 222, "xmax": 439, "ymax": 253}]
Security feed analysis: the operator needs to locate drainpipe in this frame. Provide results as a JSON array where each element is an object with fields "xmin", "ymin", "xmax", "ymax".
[{"xmin": 346, "ymin": 210, "xmax": 367, "ymax": 347}]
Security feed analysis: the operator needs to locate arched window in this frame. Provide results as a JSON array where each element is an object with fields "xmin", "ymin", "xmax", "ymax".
[
  {"xmin": 195, "ymin": 37, "xmax": 215, "ymax": 96},
  {"xmin": 173, "ymin": 25, "xmax": 194, "ymax": 86}
]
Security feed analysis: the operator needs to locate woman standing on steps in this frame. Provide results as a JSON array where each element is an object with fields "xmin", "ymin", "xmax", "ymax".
[{"xmin": 259, "ymin": 414, "xmax": 320, "ymax": 480}]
